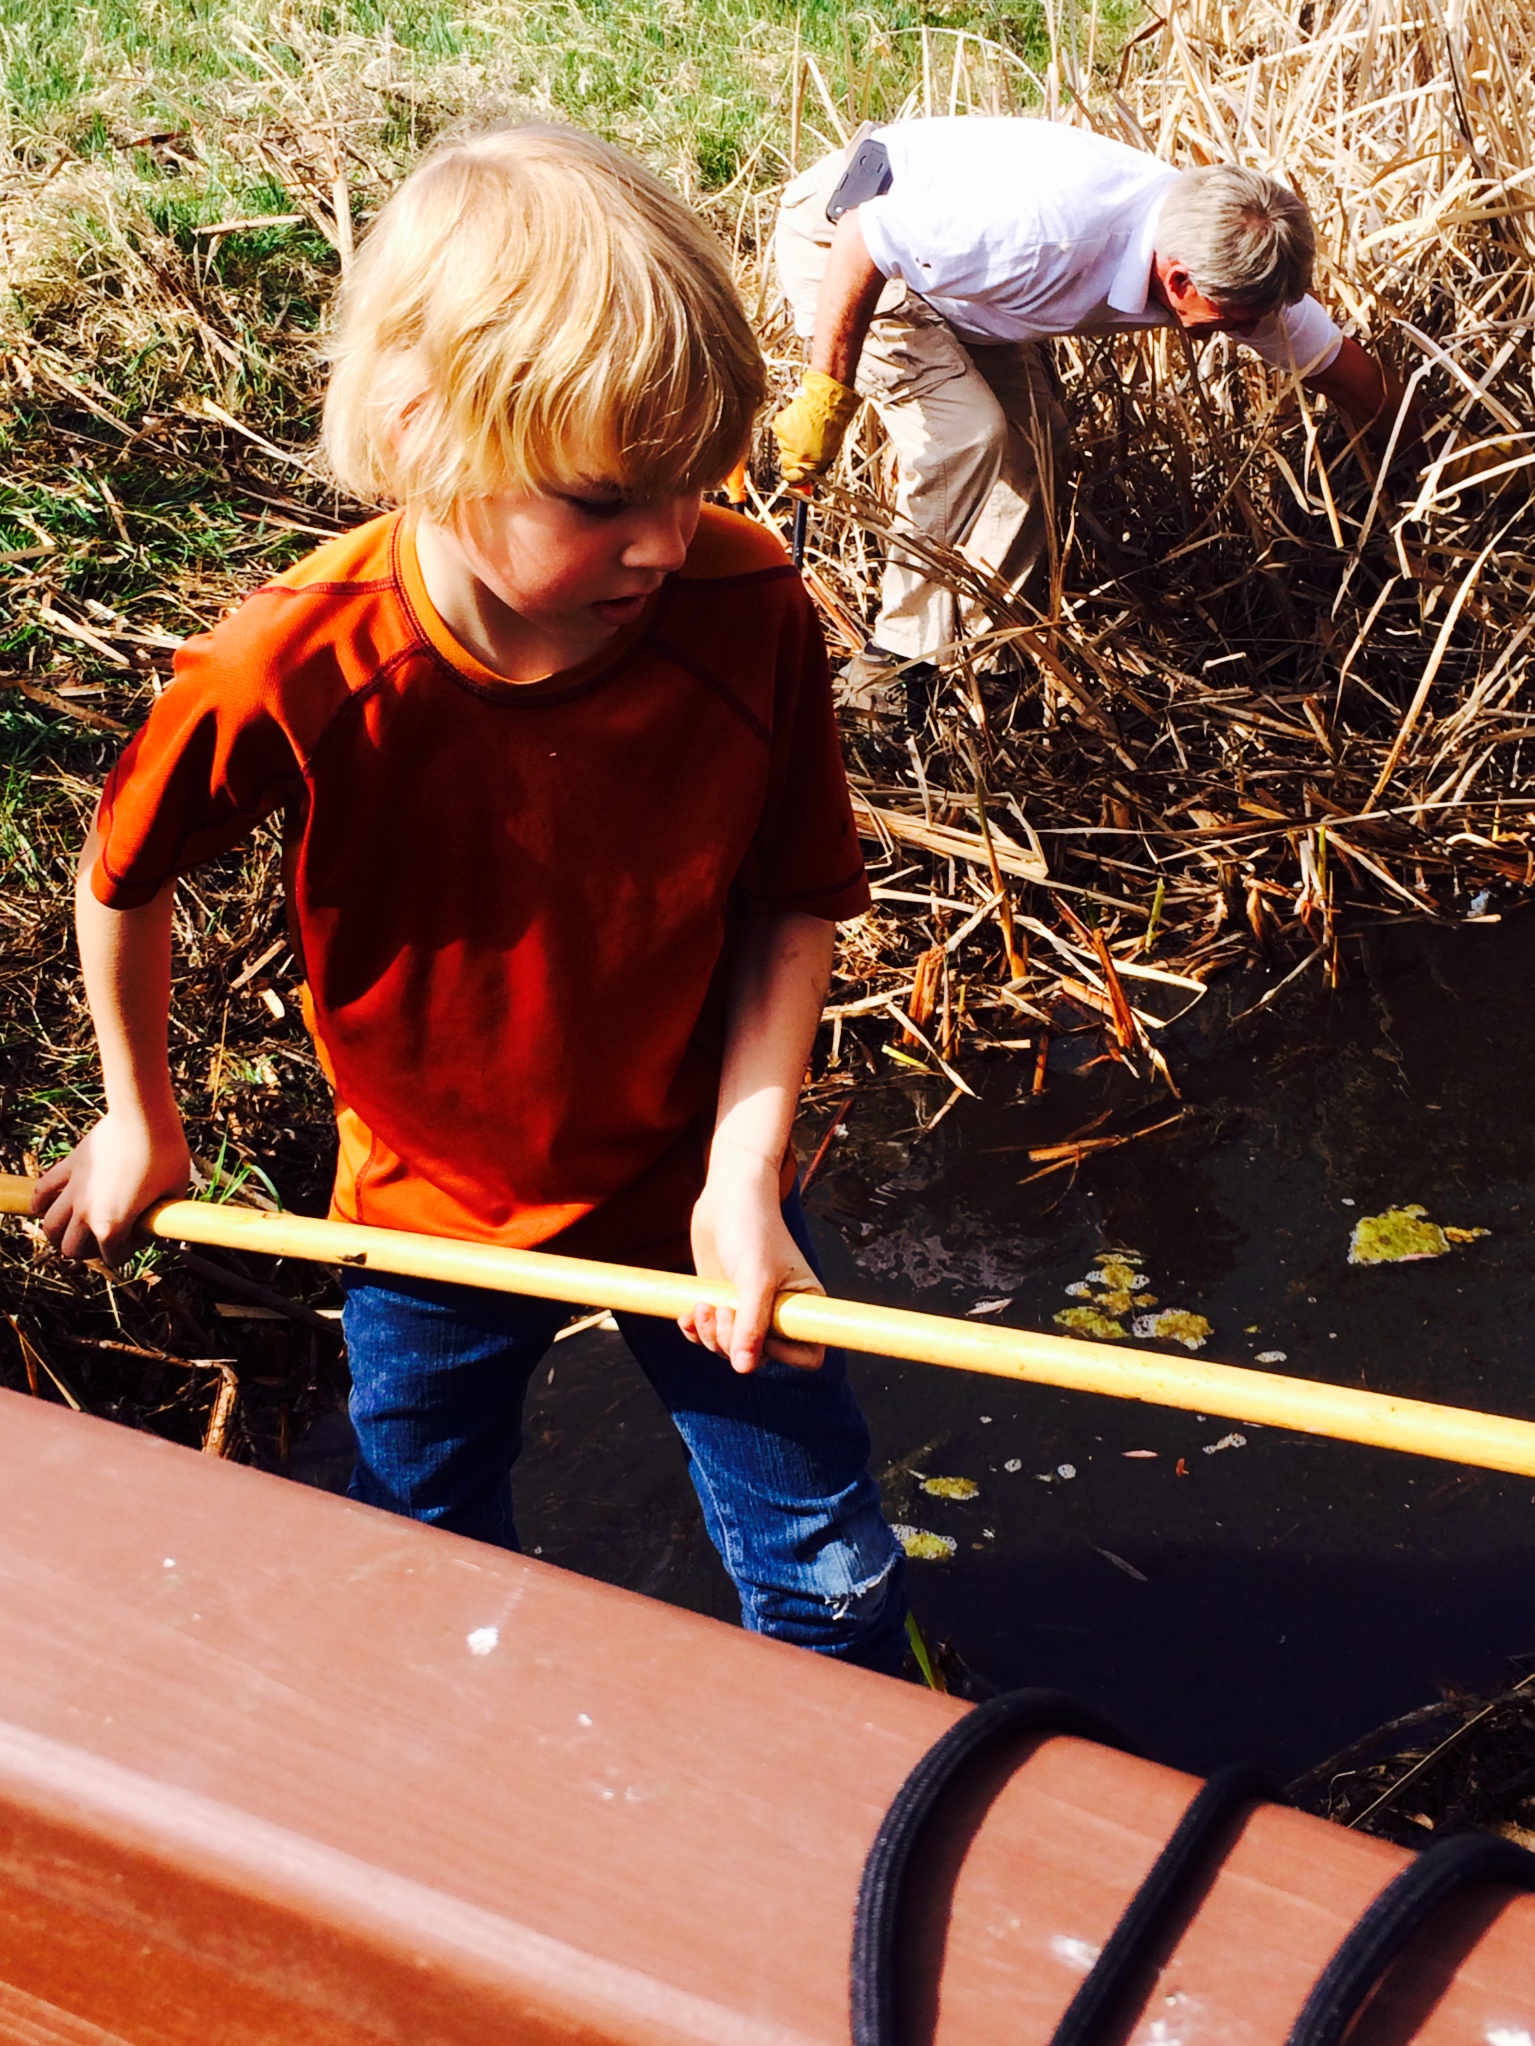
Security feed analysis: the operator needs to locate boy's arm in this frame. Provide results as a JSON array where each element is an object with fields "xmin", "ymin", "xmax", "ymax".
[
  {"xmin": 31, "ymin": 816, "xmax": 190, "ymax": 1263},
  {"xmin": 684, "ymin": 906, "xmax": 836, "ymax": 1375}
]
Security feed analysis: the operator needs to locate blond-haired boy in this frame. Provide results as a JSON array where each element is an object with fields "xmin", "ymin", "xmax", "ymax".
[{"xmin": 35, "ymin": 124, "xmax": 909, "ymax": 1672}]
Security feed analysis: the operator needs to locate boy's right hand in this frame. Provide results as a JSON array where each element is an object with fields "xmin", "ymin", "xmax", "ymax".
[{"xmin": 31, "ymin": 1112, "xmax": 191, "ymax": 1265}]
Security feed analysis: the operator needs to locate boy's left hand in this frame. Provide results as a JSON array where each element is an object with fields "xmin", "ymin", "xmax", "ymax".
[{"xmin": 684, "ymin": 1154, "xmax": 825, "ymax": 1374}]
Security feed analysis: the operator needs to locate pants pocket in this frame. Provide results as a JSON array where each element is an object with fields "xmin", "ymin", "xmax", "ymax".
[{"xmin": 858, "ymin": 304, "xmax": 974, "ymax": 403}]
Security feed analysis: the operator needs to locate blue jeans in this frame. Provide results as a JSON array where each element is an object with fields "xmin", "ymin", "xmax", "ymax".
[{"xmin": 341, "ymin": 1192, "xmax": 908, "ymax": 1673}]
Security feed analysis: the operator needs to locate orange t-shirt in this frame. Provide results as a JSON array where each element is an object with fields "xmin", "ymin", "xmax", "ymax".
[{"xmin": 95, "ymin": 506, "xmax": 870, "ymax": 1267}]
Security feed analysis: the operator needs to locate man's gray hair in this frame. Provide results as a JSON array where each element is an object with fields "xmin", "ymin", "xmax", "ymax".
[{"xmin": 1155, "ymin": 164, "xmax": 1316, "ymax": 314}]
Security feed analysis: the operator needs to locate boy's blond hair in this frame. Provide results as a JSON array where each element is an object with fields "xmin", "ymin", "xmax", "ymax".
[{"xmin": 323, "ymin": 124, "xmax": 765, "ymax": 512}]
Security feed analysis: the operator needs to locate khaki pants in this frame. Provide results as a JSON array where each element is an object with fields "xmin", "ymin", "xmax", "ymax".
[{"xmin": 774, "ymin": 147, "xmax": 1067, "ymax": 664}]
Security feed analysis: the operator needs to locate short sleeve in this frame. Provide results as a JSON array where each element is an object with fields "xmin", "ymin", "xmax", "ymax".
[
  {"xmin": 93, "ymin": 605, "xmax": 305, "ymax": 909},
  {"xmin": 737, "ymin": 586, "xmax": 871, "ymax": 923},
  {"xmin": 1241, "ymin": 295, "xmax": 1343, "ymax": 375}
]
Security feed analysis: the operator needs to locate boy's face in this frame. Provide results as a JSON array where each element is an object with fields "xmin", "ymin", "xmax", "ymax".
[{"xmin": 451, "ymin": 481, "xmax": 703, "ymax": 660}]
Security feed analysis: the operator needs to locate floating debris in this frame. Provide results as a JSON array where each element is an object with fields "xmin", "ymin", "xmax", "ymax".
[
  {"xmin": 1203, "ymin": 1432, "xmax": 1247, "ymax": 1455},
  {"xmin": 969, "ymin": 1296, "xmax": 1013, "ymax": 1316},
  {"xmin": 1123, "ymin": 1448, "xmax": 1158, "ymax": 1459},
  {"xmin": 1054, "ymin": 1306, "xmax": 1126, "ymax": 1339},
  {"xmin": 1056, "ymin": 1463, "xmax": 1077, "ymax": 1480},
  {"xmin": 1348, "ymin": 1204, "xmax": 1490, "ymax": 1266},
  {"xmin": 1131, "ymin": 1309, "xmax": 1214, "ymax": 1351},
  {"xmin": 891, "ymin": 1524, "xmax": 957, "ymax": 1562},
  {"xmin": 1004, "ymin": 1458, "xmax": 1023, "ymax": 1473},
  {"xmin": 1256, "ymin": 1350, "xmax": 1288, "ymax": 1365},
  {"xmin": 1093, "ymin": 1546, "xmax": 1148, "ymax": 1582},
  {"xmin": 920, "ymin": 1476, "xmax": 979, "ymax": 1500}
]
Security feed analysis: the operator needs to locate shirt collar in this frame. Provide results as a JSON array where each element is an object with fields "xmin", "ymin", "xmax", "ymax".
[{"xmin": 1108, "ymin": 181, "xmax": 1173, "ymax": 318}]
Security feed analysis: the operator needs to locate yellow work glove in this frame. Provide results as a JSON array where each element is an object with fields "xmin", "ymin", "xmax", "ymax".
[{"xmin": 770, "ymin": 370, "xmax": 860, "ymax": 486}]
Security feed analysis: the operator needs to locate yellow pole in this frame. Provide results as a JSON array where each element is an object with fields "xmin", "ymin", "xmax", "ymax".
[{"xmin": 7, "ymin": 1174, "xmax": 1535, "ymax": 1479}]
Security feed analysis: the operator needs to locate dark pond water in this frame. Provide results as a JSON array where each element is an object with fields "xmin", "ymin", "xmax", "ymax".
[{"xmin": 296, "ymin": 914, "xmax": 1535, "ymax": 1782}]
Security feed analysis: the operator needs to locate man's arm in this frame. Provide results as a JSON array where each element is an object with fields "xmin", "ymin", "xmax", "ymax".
[
  {"xmin": 809, "ymin": 211, "xmax": 888, "ymax": 388},
  {"xmin": 31, "ymin": 816, "xmax": 190, "ymax": 1263},
  {"xmin": 683, "ymin": 907, "xmax": 836, "ymax": 1374},
  {"xmin": 1305, "ymin": 336, "xmax": 1422, "ymax": 453},
  {"xmin": 771, "ymin": 212, "xmax": 887, "ymax": 487}
]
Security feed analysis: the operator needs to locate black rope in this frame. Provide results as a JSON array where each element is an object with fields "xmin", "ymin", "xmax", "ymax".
[
  {"xmin": 1284, "ymin": 1832, "xmax": 1535, "ymax": 2046},
  {"xmin": 850, "ymin": 1689, "xmax": 1130, "ymax": 2046},
  {"xmin": 1051, "ymin": 1762, "xmax": 1278, "ymax": 2046},
  {"xmin": 853, "ymin": 1694, "xmax": 1535, "ymax": 2046}
]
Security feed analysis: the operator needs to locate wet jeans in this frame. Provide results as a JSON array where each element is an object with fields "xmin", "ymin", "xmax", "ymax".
[{"xmin": 341, "ymin": 1191, "xmax": 909, "ymax": 1673}]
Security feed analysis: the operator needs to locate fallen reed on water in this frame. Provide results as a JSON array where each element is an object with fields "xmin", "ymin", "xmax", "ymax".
[{"xmin": 1289, "ymin": 1661, "xmax": 1535, "ymax": 1849}]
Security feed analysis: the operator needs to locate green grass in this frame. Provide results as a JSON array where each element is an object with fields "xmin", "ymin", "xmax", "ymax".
[
  {"xmin": 3, "ymin": 0, "xmax": 463, "ymax": 127},
  {"xmin": 2, "ymin": 0, "xmax": 1139, "ymax": 196}
]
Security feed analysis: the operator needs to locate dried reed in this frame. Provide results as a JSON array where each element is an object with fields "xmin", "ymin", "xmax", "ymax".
[
  {"xmin": 728, "ymin": 0, "xmax": 1535, "ymax": 1090},
  {"xmin": 1289, "ymin": 1660, "xmax": 1535, "ymax": 1848}
]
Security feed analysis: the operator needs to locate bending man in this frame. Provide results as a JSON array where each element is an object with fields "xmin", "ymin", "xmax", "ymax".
[{"xmin": 773, "ymin": 118, "xmax": 1406, "ymax": 713}]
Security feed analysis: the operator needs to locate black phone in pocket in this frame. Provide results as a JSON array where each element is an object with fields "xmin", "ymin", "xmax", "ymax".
[{"xmin": 826, "ymin": 138, "xmax": 892, "ymax": 223}]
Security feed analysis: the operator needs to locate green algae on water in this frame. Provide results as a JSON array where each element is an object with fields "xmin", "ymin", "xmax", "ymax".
[
  {"xmin": 1093, "ymin": 1285, "xmax": 1155, "ymax": 1313},
  {"xmin": 1057, "ymin": 1252, "xmax": 1210, "ymax": 1348},
  {"xmin": 1088, "ymin": 1258, "xmax": 1146, "ymax": 1291},
  {"xmin": 1348, "ymin": 1204, "xmax": 1491, "ymax": 1266},
  {"xmin": 1075, "ymin": 1258, "xmax": 1156, "ymax": 1313},
  {"xmin": 1055, "ymin": 1306, "xmax": 1127, "ymax": 1339},
  {"xmin": 1131, "ymin": 1309, "xmax": 1213, "ymax": 1351},
  {"xmin": 920, "ymin": 1476, "xmax": 979, "ymax": 1500},
  {"xmin": 891, "ymin": 1524, "xmax": 958, "ymax": 1562}
]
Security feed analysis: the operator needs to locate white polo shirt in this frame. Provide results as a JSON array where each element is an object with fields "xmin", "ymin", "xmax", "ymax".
[{"xmin": 856, "ymin": 118, "xmax": 1342, "ymax": 375}]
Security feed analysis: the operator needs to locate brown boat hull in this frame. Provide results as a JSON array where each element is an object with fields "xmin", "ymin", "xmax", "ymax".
[{"xmin": 0, "ymin": 1389, "xmax": 1528, "ymax": 2042}]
